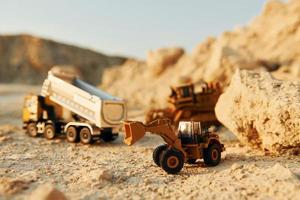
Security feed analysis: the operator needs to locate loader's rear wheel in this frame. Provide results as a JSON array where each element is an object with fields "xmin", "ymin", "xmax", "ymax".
[
  {"xmin": 203, "ymin": 143, "xmax": 221, "ymax": 166},
  {"xmin": 66, "ymin": 126, "xmax": 78, "ymax": 143},
  {"xmin": 44, "ymin": 124, "xmax": 55, "ymax": 140},
  {"xmin": 160, "ymin": 149, "xmax": 184, "ymax": 174},
  {"xmin": 27, "ymin": 122, "xmax": 37, "ymax": 137},
  {"xmin": 80, "ymin": 127, "xmax": 92, "ymax": 144},
  {"xmin": 153, "ymin": 144, "xmax": 168, "ymax": 166}
]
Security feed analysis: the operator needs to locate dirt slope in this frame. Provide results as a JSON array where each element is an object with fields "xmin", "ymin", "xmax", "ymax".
[{"xmin": 0, "ymin": 34, "xmax": 126, "ymax": 84}]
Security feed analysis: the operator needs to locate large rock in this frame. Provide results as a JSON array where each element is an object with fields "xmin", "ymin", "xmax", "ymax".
[{"xmin": 215, "ymin": 69, "xmax": 300, "ymax": 154}]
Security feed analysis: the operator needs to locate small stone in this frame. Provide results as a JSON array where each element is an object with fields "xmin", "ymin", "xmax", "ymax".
[
  {"xmin": 0, "ymin": 178, "xmax": 29, "ymax": 195},
  {"xmin": 231, "ymin": 163, "xmax": 243, "ymax": 171},
  {"xmin": 98, "ymin": 169, "xmax": 113, "ymax": 181},
  {"xmin": 265, "ymin": 163, "xmax": 298, "ymax": 180},
  {"xmin": 67, "ymin": 146, "xmax": 74, "ymax": 152},
  {"xmin": 0, "ymin": 135, "xmax": 10, "ymax": 142},
  {"xmin": 29, "ymin": 184, "xmax": 66, "ymax": 200}
]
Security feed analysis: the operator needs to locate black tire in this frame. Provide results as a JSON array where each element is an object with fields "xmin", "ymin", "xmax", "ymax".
[
  {"xmin": 152, "ymin": 144, "xmax": 168, "ymax": 166},
  {"xmin": 43, "ymin": 124, "xmax": 56, "ymax": 140},
  {"xmin": 203, "ymin": 143, "xmax": 221, "ymax": 166},
  {"xmin": 27, "ymin": 122, "xmax": 37, "ymax": 137},
  {"xmin": 101, "ymin": 129, "xmax": 118, "ymax": 142},
  {"xmin": 187, "ymin": 159, "xmax": 197, "ymax": 164},
  {"xmin": 66, "ymin": 126, "xmax": 78, "ymax": 143},
  {"xmin": 160, "ymin": 149, "xmax": 184, "ymax": 174},
  {"xmin": 80, "ymin": 127, "xmax": 92, "ymax": 144}
]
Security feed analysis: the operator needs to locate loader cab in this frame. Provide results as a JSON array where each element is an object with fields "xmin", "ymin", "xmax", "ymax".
[{"xmin": 178, "ymin": 121, "xmax": 208, "ymax": 144}]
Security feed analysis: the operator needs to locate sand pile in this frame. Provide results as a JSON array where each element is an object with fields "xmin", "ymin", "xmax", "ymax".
[
  {"xmin": 101, "ymin": 0, "xmax": 300, "ymax": 109},
  {"xmin": 0, "ymin": 34, "xmax": 126, "ymax": 84},
  {"xmin": 216, "ymin": 69, "xmax": 300, "ymax": 154}
]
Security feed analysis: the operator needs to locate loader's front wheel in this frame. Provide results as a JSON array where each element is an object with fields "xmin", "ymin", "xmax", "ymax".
[
  {"xmin": 160, "ymin": 149, "xmax": 184, "ymax": 174},
  {"xmin": 27, "ymin": 122, "xmax": 37, "ymax": 137},
  {"xmin": 80, "ymin": 127, "xmax": 92, "ymax": 144},
  {"xmin": 44, "ymin": 124, "xmax": 56, "ymax": 140},
  {"xmin": 153, "ymin": 144, "xmax": 168, "ymax": 166},
  {"xmin": 66, "ymin": 126, "xmax": 78, "ymax": 143},
  {"xmin": 203, "ymin": 143, "xmax": 221, "ymax": 166}
]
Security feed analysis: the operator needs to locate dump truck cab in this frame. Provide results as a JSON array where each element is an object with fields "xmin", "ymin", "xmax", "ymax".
[{"xmin": 23, "ymin": 94, "xmax": 65, "ymax": 139}]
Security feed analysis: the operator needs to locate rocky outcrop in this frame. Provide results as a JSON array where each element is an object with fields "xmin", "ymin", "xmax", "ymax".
[
  {"xmin": 101, "ymin": 0, "xmax": 300, "ymax": 109},
  {"xmin": 215, "ymin": 69, "xmax": 300, "ymax": 154},
  {"xmin": 0, "ymin": 34, "xmax": 126, "ymax": 84},
  {"xmin": 147, "ymin": 47, "xmax": 184, "ymax": 76}
]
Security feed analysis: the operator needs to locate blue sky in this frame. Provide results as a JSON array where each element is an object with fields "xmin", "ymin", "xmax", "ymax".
[{"xmin": 0, "ymin": 0, "xmax": 266, "ymax": 58}]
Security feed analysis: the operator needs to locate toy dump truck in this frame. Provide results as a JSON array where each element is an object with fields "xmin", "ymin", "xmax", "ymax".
[
  {"xmin": 123, "ymin": 119, "xmax": 225, "ymax": 174},
  {"xmin": 23, "ymin": 67, "xmax": 127, "ymax": 144},
  {"xmin": 146, "ymin": 82, "xmax": 222, "ymax": 127}
]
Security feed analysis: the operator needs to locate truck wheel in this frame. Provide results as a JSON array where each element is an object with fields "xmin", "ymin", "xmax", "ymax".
[
  {"xmin": 160, "ymin": 149, "xmax": 184, "ymax": 174},
  {"xmin": 66, "ymin": 126, "xmax": 78, "ymax": 143},
  {"xmin": 80, "ymin": 127, "xmax": 92, "ymax": 144},
  {"xmin": 44, "ymin": 124, "xmax": 56, "ymax": 140},
  {"xmin": 27, "ymin": 122, "xmax": 37, "ymax": 137},
  {"xmin": 203, "ymin": 143, "xmax": 221, "ymax": 166},
  {"xmin": 152, "ymin": 144, "xmax": 168, "ymax": 166}
]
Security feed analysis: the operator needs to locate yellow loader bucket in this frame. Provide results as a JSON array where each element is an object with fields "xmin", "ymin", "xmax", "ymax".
[{"xmin": 123, "ymin": 121, "xmax": 146, "ymax": 145}]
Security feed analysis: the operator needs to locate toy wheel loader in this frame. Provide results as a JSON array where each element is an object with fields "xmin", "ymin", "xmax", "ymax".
[{"xmin": 123, "ymin": 119, "xmax": 225, "ymax": 174}]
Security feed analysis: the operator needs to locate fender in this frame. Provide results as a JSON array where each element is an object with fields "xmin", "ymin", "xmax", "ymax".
[{"xmin": 64, "ymin": 122, "xmax": 96, "ymax": 136}]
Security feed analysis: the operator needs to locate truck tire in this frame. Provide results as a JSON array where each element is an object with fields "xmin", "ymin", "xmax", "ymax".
[
  {"xmin": 66, "ymin": 126, "xmax": 78, "ymax": 143},
  {"xmin": 160, "ymin": 149, "xmax": 184, "ymax": 174},
  {"xmin": 203, "ymin": 143, "xmax": 221, "ymax": 166},
  {"xmin": 44, "ymin": 124, "xmax": 56, "ymax": 140},
  {"xmin": 80, "ymin": 127, "xmax": 92, "ymax": 144},
  {"xmin": 152, "ymin": 144, "xmax": 168, "ymax": 166},
  {"xmin": 27, "ymin": 122, "xmax": 37, "ymax": 137}
]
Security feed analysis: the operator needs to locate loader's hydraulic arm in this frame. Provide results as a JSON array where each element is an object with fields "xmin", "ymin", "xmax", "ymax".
[{"xmin": 123, "ymin": 119, "xmax": 184, "ymax": 152}]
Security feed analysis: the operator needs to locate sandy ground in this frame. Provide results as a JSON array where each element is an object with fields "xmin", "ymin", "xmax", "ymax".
[{"xmin": 0, "ymin": 84, "xmax": 300, "ymax": 200}]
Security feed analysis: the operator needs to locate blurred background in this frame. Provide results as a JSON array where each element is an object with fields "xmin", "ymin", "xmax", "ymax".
[{"xmin": 0, "ymin": 0, "xmax": 265, "ymax": 58}]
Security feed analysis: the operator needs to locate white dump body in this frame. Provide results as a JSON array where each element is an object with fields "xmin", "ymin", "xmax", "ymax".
[{"xmin": 40, "ymin": 72, "xmax": 127, "ymax": 129}]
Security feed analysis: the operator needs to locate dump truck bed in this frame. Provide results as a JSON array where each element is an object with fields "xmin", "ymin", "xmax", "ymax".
[{"xmin": 41, "ymin": 72, "xmax": 127, "ymax": 128}]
